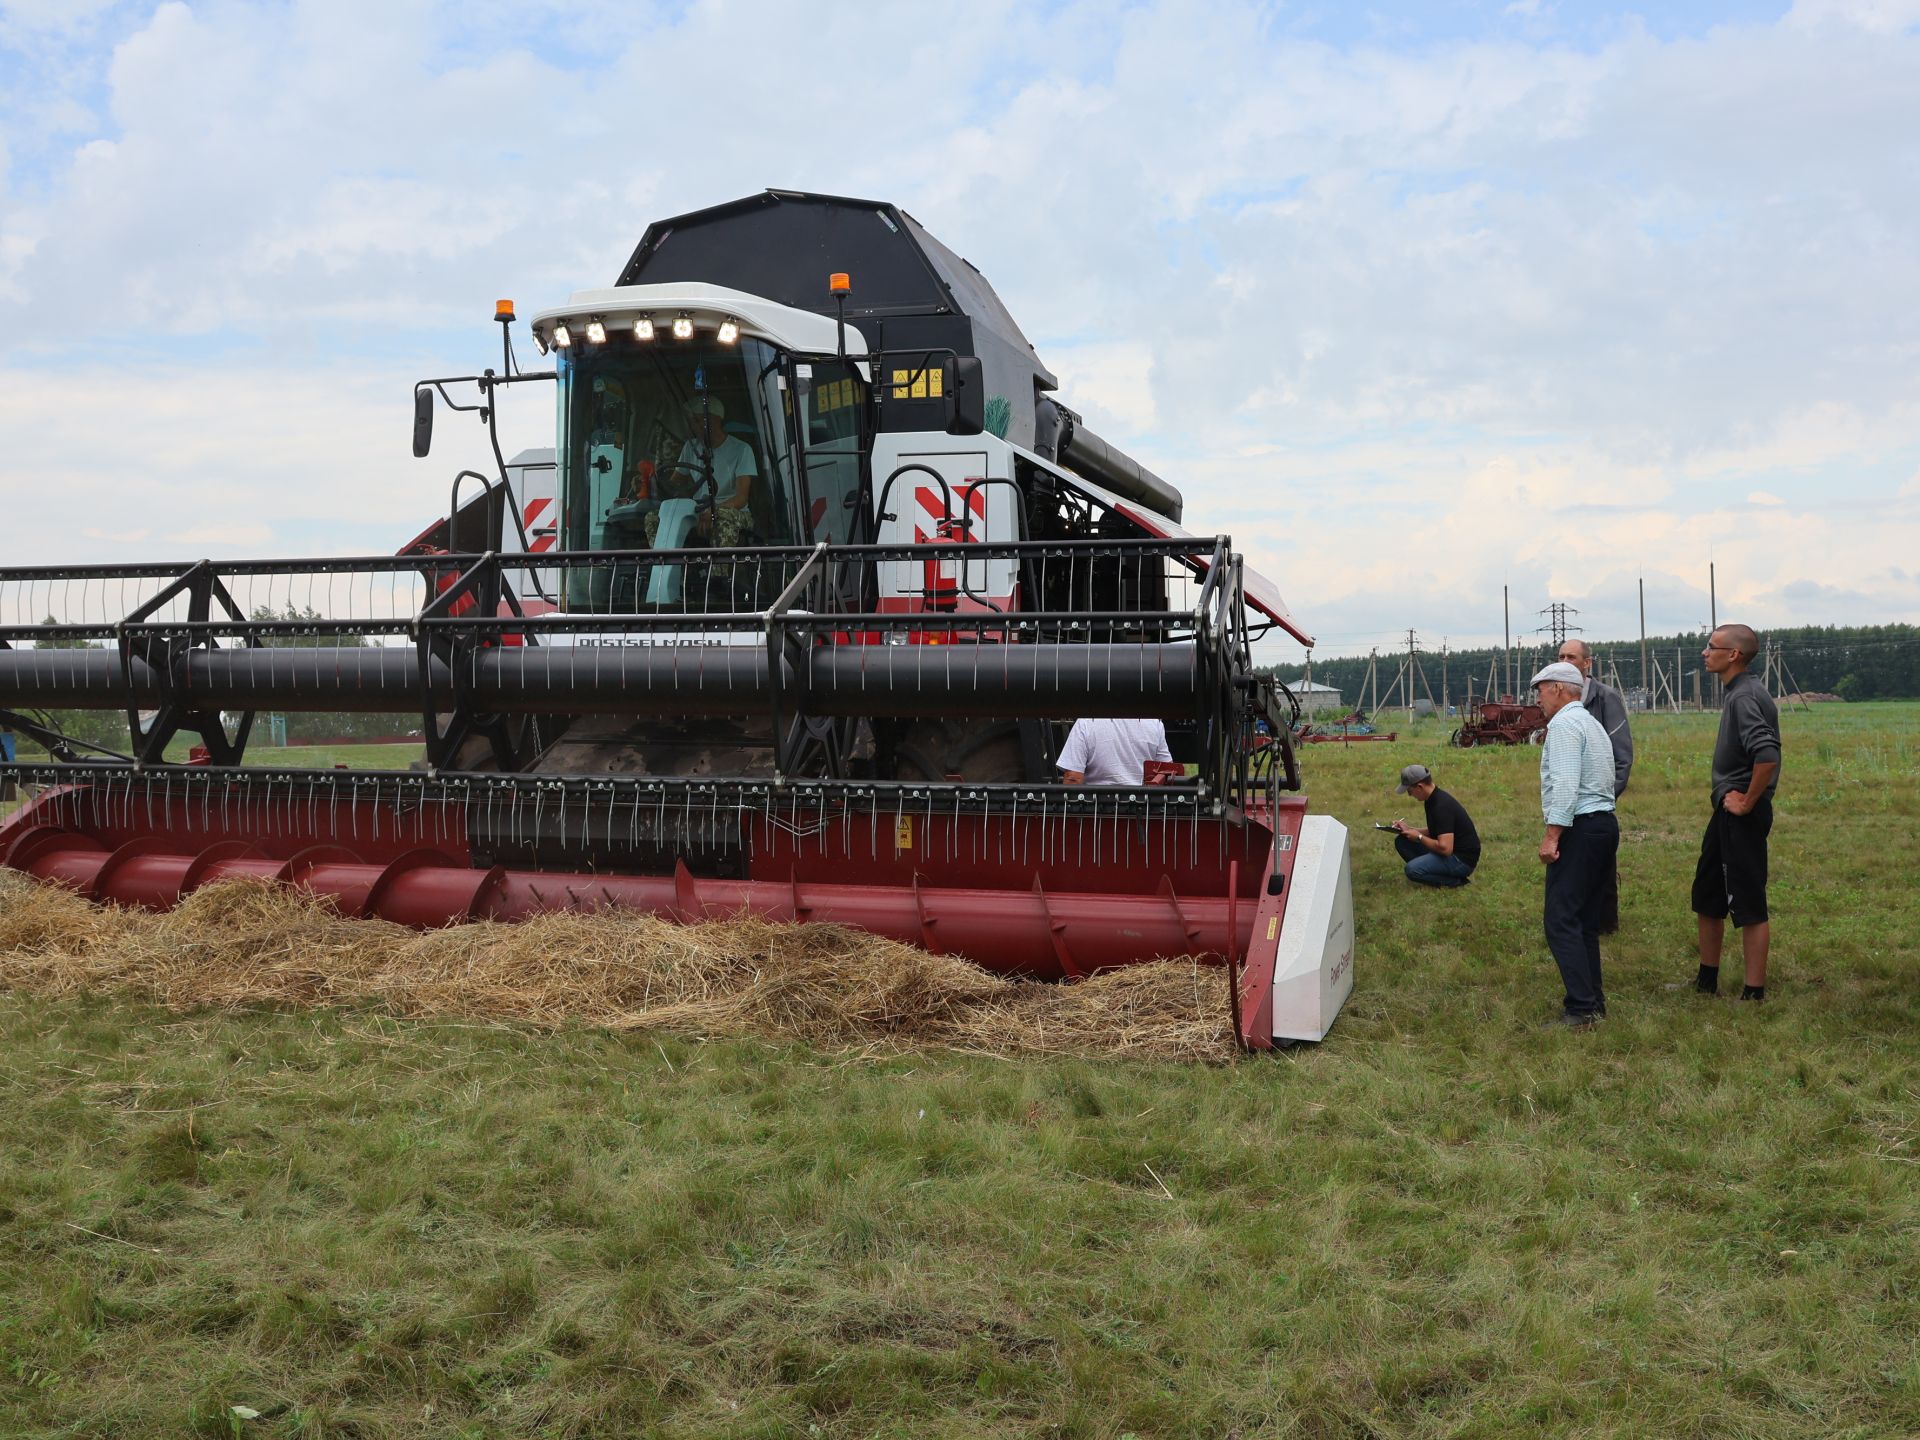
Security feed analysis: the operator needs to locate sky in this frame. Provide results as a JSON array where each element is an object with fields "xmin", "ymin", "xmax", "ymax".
[{"xmin": 1, "ymin": 0, "xmax": 1916, "ymax": 661}]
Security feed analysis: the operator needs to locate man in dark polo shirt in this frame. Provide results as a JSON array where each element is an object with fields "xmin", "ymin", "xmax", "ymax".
[
  {"xmin": 1390, "ymin": 763, "xmax": 1480, "ymax": 888},
  {"xmin": 1691, "ymin": 623, "xmax": 1782, "ymax": 1001}
]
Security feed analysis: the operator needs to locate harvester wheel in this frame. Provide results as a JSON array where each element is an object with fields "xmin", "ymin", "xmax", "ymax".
[
  {"xmin": 892, "ymin": 717, "xmax": 1026, "ymax": 783},
  {"xmin": 1449, "ymin": 727, "xmax": 1464, "ymax": 748},
  {"xmin": 1528, "ymin": 727, "xmax": 1546, "ymax": 745}
]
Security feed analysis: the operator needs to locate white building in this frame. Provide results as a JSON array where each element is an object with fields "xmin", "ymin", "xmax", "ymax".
[{"xmin": 1291, "ymin": 680, "xmax": 1345, "ymax": 713}]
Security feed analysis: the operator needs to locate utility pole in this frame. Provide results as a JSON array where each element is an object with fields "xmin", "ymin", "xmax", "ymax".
[
  {"xmin": 1441, "ymin": 641, "xmax": 1449, "ymax": 714},
  {"xmin": 1639, "ymin": 577, "xmax": 1648, "ymax": 702},
  {"xmin": 1406, "ymin": 628, "xmax": 1419, "ymax": 721},
  {"xmin": 1710, "ymin": 561, "xmax": 1717, "ymax": 633},
  {"xmin": 1503, "ymin": 585, "xmax": 1511, "ymax": 699}
]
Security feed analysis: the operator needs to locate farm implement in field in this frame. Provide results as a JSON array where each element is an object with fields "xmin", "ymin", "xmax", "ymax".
[
  {"xmin": 0, "ymin": 190, "xmax": 1353, "ymax": 1047},
  {"xmin": 1295, "ymin": 710, "xmax": 1399, "ymax": 745},
  {"xmin": 1451, "ymin": 696, "xmax": 1547, "ymax": 747}
]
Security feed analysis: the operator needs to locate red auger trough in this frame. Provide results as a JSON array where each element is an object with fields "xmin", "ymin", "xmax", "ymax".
[{"xmin": 0, "ymin": 191, "xmax": 1354, "ymax": 1046}]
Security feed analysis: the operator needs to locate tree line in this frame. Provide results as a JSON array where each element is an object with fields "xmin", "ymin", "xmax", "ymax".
[{"xmin": 1269, "ymin": 623, "xmax": 1920, "ymax": 707}]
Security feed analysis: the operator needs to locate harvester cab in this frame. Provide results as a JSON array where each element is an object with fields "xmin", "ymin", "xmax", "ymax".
[{"xmin": 0, "ymin": 189, "xmax": 1355, "ymax": 1048}]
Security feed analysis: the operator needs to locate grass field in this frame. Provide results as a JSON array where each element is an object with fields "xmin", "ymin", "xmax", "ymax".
[{"xmin": 2, "ymin": 704, "xmax": 1917, "ymax": 1438}]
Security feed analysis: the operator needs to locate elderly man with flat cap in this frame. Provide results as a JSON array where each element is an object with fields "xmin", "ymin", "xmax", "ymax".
[
  {"xmin": 1554, "ymin": 639, "xmax": 1633, "ymax": 795},
  {"xmin": 1555, "ymin": 638, "xmax": 1633, "ymax": 934},
  {"xmin": 1531, "ymin": 659, "xmax": 1620, "ymax": 1028}
]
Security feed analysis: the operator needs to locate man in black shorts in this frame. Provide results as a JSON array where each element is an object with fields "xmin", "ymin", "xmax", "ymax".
[
  {"xmin": 1691, "ymin": 624, "xmax": 1781, "ymax": 1001},
  {"xmin": 1389, "ymin": 763, "xmax": 1480, "ymax": 888}
]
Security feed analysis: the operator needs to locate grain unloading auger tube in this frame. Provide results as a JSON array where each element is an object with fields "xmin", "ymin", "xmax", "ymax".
[{"xmin": 0, "ymin": 542, "xmax": 1353, "ymax": 1046}]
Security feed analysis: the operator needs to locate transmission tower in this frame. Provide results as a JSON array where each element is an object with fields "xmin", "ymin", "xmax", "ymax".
[{"xmin": 1536, "ymin": 603, "xmax": 1582, "ymax": 648}]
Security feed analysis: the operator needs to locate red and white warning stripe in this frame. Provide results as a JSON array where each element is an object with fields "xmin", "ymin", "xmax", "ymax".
[
  {"xmin": 523, "ymin": 496, "xmax": 557, "ymax": 553},
  {"xmin": 913, "ymin": 483, "xmax": 986, "ymax": 543}
]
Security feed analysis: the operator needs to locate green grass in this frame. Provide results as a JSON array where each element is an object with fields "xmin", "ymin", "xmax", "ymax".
[
  {"xmin": 157, "ymin": 740, "xmax": 428, "ymax": 770},
  {"xmin": 2, "ymin": 705, "xmax": 1918, "ymax": 1438}
]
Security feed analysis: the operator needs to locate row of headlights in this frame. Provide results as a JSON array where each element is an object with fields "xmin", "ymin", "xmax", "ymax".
[{"xmin": 543, "ymin": 312, "xmax": 741, "ymax": 352}]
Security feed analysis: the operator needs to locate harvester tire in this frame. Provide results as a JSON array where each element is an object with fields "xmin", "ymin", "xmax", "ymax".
[
  {"xmin": 892, "ymin": 717, "xmax": 1027, "ymax": 783},
  {"xmin": 1528, "ymin": 727, "xmax": 1546, "ymax": 745}
]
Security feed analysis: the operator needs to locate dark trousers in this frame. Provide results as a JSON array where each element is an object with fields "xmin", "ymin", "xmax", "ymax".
[
  {"xmin": 1394, "ymin": 834, "xmax": 1473, "ymax": 887},
  {"xmin": 1544, "ymin": 811, "xmax": 1620, "ymax": 1017}
]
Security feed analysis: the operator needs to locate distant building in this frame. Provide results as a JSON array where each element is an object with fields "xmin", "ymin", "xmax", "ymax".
[{"xmin": 1291, "ymin": 680, "xmax": 1345, "ymax": 713}]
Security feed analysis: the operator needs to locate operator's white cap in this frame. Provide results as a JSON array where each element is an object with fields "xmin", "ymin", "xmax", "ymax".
[
  {"xmin": 686, "ymin": 395, "xmax": 725, "ymax": 419},
  {"xmin": 1529, "ymin": 661, "xmax": 1584, "ymax": 689}
]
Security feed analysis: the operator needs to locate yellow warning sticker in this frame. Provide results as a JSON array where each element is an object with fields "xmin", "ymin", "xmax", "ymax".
[
  {"xmin": 890, "ymin": 367, "xmax": 944, "ymax": 400},
  {"xmin": 895, "ymin": 817, "xmax": 913, "ymax": 850},
  {"xmin": 1266, "ymin": 917, "xmax": 1279, "ymax": 941}
]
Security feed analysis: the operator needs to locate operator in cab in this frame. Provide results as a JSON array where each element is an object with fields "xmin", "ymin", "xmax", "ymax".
[{"xmin": 645, "ymin": 395, "xmax": 759, "ymax": 548}]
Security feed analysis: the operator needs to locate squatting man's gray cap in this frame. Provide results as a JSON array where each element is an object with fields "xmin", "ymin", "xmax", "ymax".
[
  {"xmin": 1529, "ymin": 661, "xmax": 1584, "ymax": 689},
  {"xmin": 1394, "ymin": 763, "xmax": 1432, "ymax": 794}
]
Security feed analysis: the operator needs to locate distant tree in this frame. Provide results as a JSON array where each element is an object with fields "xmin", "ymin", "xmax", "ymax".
[{"xmin": 32, "ymin": 614, "xmax": 92, "ymax": 651}]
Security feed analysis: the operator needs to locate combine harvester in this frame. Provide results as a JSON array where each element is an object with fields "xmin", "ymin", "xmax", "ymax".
[{"xmin": 0, "ymin": 191, "xmax": 1353, "ymax": 1047}]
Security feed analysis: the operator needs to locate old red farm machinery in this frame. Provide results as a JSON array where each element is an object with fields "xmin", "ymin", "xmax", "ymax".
[
  {"xmin": 1450, "ymin": 696, "xmax": 1547, "ymax": 748},
  {"xmin": 0, "ymin": 191, "xmax": 1353, "ymax": 1046}
]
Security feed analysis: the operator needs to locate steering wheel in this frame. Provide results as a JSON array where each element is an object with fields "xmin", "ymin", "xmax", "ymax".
[{"xmin": 654, "ymin": 459, "xmax": 718, "ymax": 506}]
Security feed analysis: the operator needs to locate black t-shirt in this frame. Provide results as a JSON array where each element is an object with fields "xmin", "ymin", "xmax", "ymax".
[{"xmin": 1424, "ymin": 788, "xmax": 1480, "ymax": 869}]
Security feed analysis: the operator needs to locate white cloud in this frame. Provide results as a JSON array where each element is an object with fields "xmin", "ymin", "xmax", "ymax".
[
  {"xmin": 0, "ymin": 357, "xmax": 522, "ymax": 564},
  {"xmin": 1787, "ymin": 0, "xmax": 1920, "ymax": 33},
  {"xmin": 1, "ymin": 0, "xmax": 1918, "ymax": 653}
]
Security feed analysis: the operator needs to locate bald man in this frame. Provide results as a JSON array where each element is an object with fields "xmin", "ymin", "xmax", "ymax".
[
  {"xmin": 1691, "ymin": 623, "xmax": 1781, "ymax": 1002},
  {"xmin": 1555, "ymin": 639, "xmax": 1633, "ymax": 796}
]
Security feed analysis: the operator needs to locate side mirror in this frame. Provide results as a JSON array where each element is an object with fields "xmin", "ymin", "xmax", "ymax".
[
  {"xmin": 412, "ymin": 387, "xmax": 435, "ymax": 457},
  {"xmin": 945, "ymin": 356, "xmax": 985, "ymax": 436}
]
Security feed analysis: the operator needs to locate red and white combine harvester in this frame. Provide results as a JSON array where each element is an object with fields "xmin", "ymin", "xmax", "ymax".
[{"xmin": 0, "ymin": 191, "xmax": 1353, "ymax": 1047}]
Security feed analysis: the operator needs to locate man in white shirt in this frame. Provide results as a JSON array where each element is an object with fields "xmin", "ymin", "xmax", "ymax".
[
  {"xmin": 1056, "ymin": 718, "xmax": 1172, "ymax": 785},
  {"xmin": 645, "ymin": 396, "xmax": 759, "ymax": 548}
]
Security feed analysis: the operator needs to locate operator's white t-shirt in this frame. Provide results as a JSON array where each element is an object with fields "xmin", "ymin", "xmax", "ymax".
[
  {"xmin": 675, "ymin": 433, "xmax": 757, "ymax": 503},
  {"xmin": 1056, "ymin": 718, "xmax": 1172, "ymax": 785}
]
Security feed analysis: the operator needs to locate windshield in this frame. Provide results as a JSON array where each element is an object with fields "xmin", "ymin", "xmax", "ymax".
[
  {"xmin": 553, "ymin": 334, "xmax": 871, "ymax": 610},
  {"xmin": 553, "ymin": 334, "xmax": 783, "ymax": 579}
]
